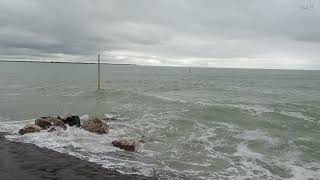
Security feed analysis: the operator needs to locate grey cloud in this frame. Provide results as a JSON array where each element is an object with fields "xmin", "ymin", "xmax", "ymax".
[{"xmin": 0, "ymin": 0, "xmax": 320, "ymax": 69}]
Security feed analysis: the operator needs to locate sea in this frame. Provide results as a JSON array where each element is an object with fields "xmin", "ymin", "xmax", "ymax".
[{"xmin": 0, "ymin": 61, "xmax": 319, "ymax": 179}]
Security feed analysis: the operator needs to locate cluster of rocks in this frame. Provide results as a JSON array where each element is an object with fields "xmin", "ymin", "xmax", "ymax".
[{"xmin": 18, "ymin": 115, "xmax": 141, "ymax": 152}]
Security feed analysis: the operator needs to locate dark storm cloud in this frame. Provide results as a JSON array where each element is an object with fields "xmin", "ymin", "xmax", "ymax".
[{"xmin": 0, "ymin": 0, "xmax": 320, "ymax": 69}]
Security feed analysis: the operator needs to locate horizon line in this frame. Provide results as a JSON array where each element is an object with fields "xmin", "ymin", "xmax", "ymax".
[
  {"xmin": 0, "ymin": 59, "xmax": 319, "ymax": 71},
  {"xmin": 0, "ymin": 60, "xmax": 135, "ymax": 66}
]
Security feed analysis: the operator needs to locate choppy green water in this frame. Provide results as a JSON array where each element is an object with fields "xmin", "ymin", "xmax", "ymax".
[{"xmin": 0, "ymin": 62, "xmax": 319, "ymax": 179}]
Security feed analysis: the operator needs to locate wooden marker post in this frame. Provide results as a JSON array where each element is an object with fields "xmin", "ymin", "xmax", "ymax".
[{"xmin": 98, "ymin": 54, "xmax": 101, "ymax": 91}]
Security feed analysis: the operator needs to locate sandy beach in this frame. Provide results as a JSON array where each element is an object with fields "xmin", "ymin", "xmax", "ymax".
[{"xmin": 0, "ymin": 133, "xmax": 153, "ymax": 180}]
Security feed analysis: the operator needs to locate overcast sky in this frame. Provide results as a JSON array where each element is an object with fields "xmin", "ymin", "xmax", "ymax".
[{"xmin": 0, "ymin": 0, "xmax": 320, "ymax": 69}]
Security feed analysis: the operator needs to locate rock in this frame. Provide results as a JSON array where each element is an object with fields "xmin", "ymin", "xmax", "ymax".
[
  {"xmin": 63, "ymin": 115, "xmax": 81, "ymax": 127},
  {"xmin": 35, "ymin": 118, "xmax": 52, "ymax": 130},
  {"xmin": 18, "ymin": 124, "xmax": 42, "ymax": 135},
  {"xmin": 47, "ymin": 125, "xmax": 66, "ymax": 132},
  {"xmin": 47, "ymin": 117, "xmax": 67, "ymax": 130},
  {"xmin": 47, "ymin": 127, "xmax": 57, "ymax": 132},
  {"xmin": 112, "ymin": 140, "xmax": 141, "ymax": 152},
  {"xmin": 81, "ymin": 118, "xmax": 109, "ymax": 134}
]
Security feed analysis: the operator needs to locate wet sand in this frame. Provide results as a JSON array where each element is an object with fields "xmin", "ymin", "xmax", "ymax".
[{"xmin": 0, "ymin": 133, "xmax": 153, "ymax": 180}]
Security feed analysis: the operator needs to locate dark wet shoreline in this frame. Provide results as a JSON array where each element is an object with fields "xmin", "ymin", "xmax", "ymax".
[{"xmin": 0, "ymin": 133, "xmax": 154, "ymax": 180}]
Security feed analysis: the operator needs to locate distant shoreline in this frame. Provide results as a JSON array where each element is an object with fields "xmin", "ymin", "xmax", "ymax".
[
  {"xmin": 0, "ymin": 60, "xmax": 135, "ymax": 66},
  {"xmin": 1, "ymin": 60, "xmax": 319, "ymax": 71}
]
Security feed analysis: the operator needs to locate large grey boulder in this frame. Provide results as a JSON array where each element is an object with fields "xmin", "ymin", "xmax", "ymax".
[
  {"xmin": 112, "ymin": 140, "xmax": 142, "ymax": 152},
  {"xmin": 47, "ymin": 117, "xmax": 67, "ymax": 130},
  {"xmin": 18, "ymin": 124, "xmax": 42, "ymax": 135},
  {"xmin": 81, "ymin": 118, "xmax": 109, "ymax": 134},
  {"xmin": 35, "ymin": 118, "xmax": 52, "ymax": 130}
]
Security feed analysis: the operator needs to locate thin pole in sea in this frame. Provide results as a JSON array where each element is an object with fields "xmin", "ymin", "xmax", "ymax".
[{"xmin": 97, "ymin": 54, "xmax": 101, "ymax": 91}]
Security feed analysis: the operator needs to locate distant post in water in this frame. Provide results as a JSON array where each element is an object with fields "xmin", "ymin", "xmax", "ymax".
[{"xmin": 97, "ymin": 54, "xmax": 101, "ymax": 91}]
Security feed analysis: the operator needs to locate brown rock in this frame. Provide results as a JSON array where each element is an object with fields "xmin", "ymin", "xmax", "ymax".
[
  {"xmin": 81, "ymin": 118, "xmax": 109, "ymax": 134},
  {"xmin": 112, "ymin": 140, "xmax": 141, "ymax": 152},
  {"xmin": 18, "ymin": 124, "xmax": 42, "ymax": 135},
  {"xmin": 35, "ymin": 118, "xmax": 52, "ymax": 130},
  {"xmin": 47, "ymin": 117, "xmax": 67, "ymax": 130}
]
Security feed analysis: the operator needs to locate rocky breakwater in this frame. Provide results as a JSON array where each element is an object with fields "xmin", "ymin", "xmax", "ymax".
[
  {"xmin": 34, "ymin": 116, "xmax": 67, "ymax": 131},
  {"xmin": 18, "ymin": 114, "xmax": 142, "ymax": 152}
]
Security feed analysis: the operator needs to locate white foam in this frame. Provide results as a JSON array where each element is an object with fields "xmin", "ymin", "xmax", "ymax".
[
  {"xmin": 229, "ymin": 104, "xmax": 274, "ymax": 116},
  {"xmin": 287, "ymin": 161, "xmax": 320, "ymax": 180},
  {"xmin": 234, "ymin": 143, "xmax": 264, "ymax": 160},
  {"xmin": 104, "ymin": 113, "xmax": 117, "ymax": 119},
  {"xmin": 0, "ymin": 118, "xmax": 35, "ymax": 133},
  {"xmin": 231, "ymin": 143, "xmax": 286, "ymax": 179},
  {"xmin": 237, "ymin": 129, "xmax": 280, "ymax": 145},
  {"xmin": 62, "ymin": 91, "xmax": 84, "ymax": 97},
  {"xmin": 144, "ymin": 93, "xmax": 188, "ymax": 104},
  {"xmin": 279, "ymin": 111, "xmax": 316, "ymax": 122},
  {"xmin": 213, "ymin": 121, "xmax": 239, "ymax": 130},
  {"xmin": 0, "ymin": 93, "xmax": 22, "ymax": 96},
  {"xmin": 232, "ymin": 129, "xmax": 320, "ymax": 179},
  {"xmin": 79, "ymin": 114, "xmax": 90, "ymax": 120}
]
